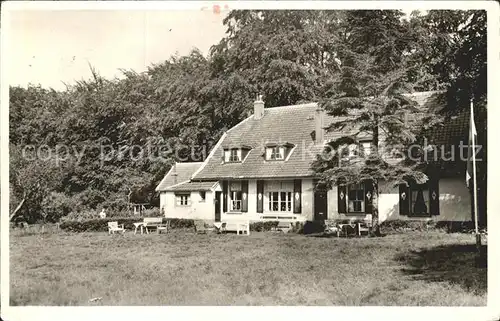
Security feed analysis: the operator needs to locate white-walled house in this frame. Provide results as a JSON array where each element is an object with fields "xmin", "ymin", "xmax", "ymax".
[
  {"xmin": 156, "ymin": 91, "xmax": 476, "ymax": 224},
  {"xmin": 156, "ymin": 162, "xmax": 221, "ymax": 220}
]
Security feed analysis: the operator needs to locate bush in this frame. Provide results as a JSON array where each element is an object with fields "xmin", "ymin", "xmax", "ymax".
[
  {"xmin": 142, "ymin": 208, "xmax": 162, "ymax": 217},
  {"xmin": 59, "ymin": 218, "xmax": 137, "ymax": 232},
  {"xmin": 165, "ymin": 218, "xmax": 195, "ymax": 229},
  {"xmin": 250, "ymin": 221, "xmax": 279, "ymax": 232},
  {"xmin": 41, "ymin": 192, "xmax": 81, "ymax": 222},
  {"xmin": 60, "ymin": 210, "xmax": 100, "ymax": 222},
  {"xmin": 60, "ymin": 206, "xmax": 164, "ymax": 221},
  {"xmin": 379, "ymin": 220, "xmax": 478, "ymax": 234},
  {"xmin": 302, "ymin": 221, "xmax": 325, "ymax": 234}
]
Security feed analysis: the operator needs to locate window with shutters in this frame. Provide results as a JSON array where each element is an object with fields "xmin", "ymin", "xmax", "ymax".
[
  {"xmin": 338, "ymin": 181, "xmax": 373, "ymax": 215},
  {"xmin": 409, "ymin": 182, "xmax": 430, "ymax": 216},
  {"xmin": 267, "ymin": 191, "xmax": 292, "ymax": 212},
  {"xmin": 347, "ymin": 183, "xmax": 365, "ymax": 213},
  {"xmin": 400, "ymin": 178, "xmax": 439, "ymax": 217},
  {"xmin": 266, "ymin": 181, "xmax": 293, "ymax": 212},
  {"xmin": 175, "ymin": 193, "xmax": 191, "ymax": 206}
]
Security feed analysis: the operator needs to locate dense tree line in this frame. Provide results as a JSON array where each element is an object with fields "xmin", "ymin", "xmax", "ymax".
[{"xmin": 9, "ymin": 10, "xmax": 486, "ymax": 223}]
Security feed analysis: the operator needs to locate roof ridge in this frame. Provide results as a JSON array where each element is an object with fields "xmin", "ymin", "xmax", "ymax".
[
  {"xmin": 175, "ymin": 161, "xmax": 204, "ymax": 166},
  {"xmin": 265, "ymin": 102, "xmax": 318, "ymax": 110},
  {"xmin": 264, "ymin": 91, "xmax": 444, "ymax": 110}
]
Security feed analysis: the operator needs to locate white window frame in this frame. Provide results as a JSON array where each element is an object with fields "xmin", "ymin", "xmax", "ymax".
[
  {"xmin": 230, "ymin": 149, "xmax": 241, "ymax": 162},
  {"xmin": 175, "ymin": 194, "xmax": 191, "ymax": 207},
  {"xmin": 266, "ymin": 180, "xmax": 293, "ymax": 212},
  {"xmin": 266, "ymin": 146, "xmax": 285, "ymax": 160},
  {"xmin": 224, "ymin": 149, "xmax": 242, "ymax": 162},
  {"xmin": 230, "ymin": 191, "xmax": 242, "ymax": 211},
  {"xmin": 347, "ymin": 183, "xmax": 365, "ymax": 213}
]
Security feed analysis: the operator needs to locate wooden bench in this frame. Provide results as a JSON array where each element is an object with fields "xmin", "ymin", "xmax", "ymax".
[
  {"xmin": 143, "ymin": 217, "xmax": 168, "ymax": 234},
  {"xmin": 225, "ymin": 221, "xmax": 250, "ymax": 235},
  {"xmin": 272, "ymin": 221, "xmax": 293, "ymax": 233}
]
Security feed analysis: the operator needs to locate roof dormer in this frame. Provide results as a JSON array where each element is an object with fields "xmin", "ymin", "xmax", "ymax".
[
  {"xmin": 264, "ymin": 142, "xmax": 295, "ymax": 161},
  {"xmin": 222, "ymin": 145, "xmax": 252, "ymax": 163}
]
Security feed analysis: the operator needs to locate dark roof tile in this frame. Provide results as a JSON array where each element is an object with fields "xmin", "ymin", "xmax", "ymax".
[{"xmin": 192, "ymin": 91, "xmax": 465, "ymax": 180}]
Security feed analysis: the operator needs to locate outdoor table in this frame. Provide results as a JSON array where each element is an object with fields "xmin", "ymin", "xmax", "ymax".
[{"xmin": 133, "ymin": 222, "xmax": 144, "ymax": 235}]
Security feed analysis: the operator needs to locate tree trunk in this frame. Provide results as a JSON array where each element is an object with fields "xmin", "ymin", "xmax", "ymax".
[
  {"xmin": 371, "ymin": 180, "xmax": 381, "ymax": 236},
  {"xmin": 10, "ymin": 197, "xmax": 26, "ymax": 221},
  {"xmin": 370, "ymin": 120, "xmax": 381, "ymax": 236}
]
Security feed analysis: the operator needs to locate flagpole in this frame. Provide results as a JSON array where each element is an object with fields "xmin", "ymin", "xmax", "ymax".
[{"xmin": 470, "ymin": 98, "xmax": 481, "ymax": 250}]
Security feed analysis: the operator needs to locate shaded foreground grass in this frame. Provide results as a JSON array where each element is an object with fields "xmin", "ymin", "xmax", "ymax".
[{"xmin": 10, "ymin": 231, "xmax": 486, "ymax": 305}]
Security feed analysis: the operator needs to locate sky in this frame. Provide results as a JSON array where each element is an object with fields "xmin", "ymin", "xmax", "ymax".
[
  {"xmin": 8, "ymin": 9, "xmax": 229, "ymax": 90},
  {"xmin": 8, "ymin": 7, "xmax": 420, "ymax": 91}
]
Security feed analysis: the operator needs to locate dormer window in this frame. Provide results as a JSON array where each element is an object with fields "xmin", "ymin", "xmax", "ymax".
[
  {"xmin": 267, "ymin": 146, "xmax": 285, "ymax": 160},
  {"xmin": 265, "ymin": 142, "xmax": 295, "ymax": 161},
  {"xmin": 225, "ymin": 149, "xmax": 241, "ymax": 162},
  {"xmin": 223, "ymin": 145, "xmax": 252, "ymax": 163}
]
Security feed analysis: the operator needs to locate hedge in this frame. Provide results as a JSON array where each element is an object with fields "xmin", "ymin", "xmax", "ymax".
[
  {"xmin": 60, "ymin": 218, "xmax": 293, "ymax": 233},
  {"xmin": 297, "ymin": 220, "xmax": 480, "ymax": 235},
  {"xmin": 378, "ymin": 220, "xmax": 478, "ymax": 234},
  {"xmin": 60, "ymin": 218, "xmax": 478, "ymax": 234},
  {"xmin": 249, "ymin": 221, "xmax": 279, "ymax": 232},
  {"xmin": 59, "ymin": 217, "xmax": 195, "ymax": 232}
]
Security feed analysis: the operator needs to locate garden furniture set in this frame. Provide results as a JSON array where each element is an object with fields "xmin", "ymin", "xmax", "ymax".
[
  {"xmin": 324, "ymin": 216, "xmax": 372, "ymax": 237},
  {"xmin": 107, "ymin": 218, "xmax": 250, "ymax": 236}
]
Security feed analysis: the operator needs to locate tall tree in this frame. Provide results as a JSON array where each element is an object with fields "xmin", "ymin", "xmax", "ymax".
[
  {"xmin": 409, "ymin": 10, "xmax": 487, "ymax": 108},
  {"xmin": 312, "ymin": 10, "xmax": 442, "ymax": 235},
  {"xmin": 209, "ymin": 10, "xmax": 342, "ymax": 123}
]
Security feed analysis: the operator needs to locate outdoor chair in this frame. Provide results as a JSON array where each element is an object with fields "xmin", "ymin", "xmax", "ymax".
[
  {"xmin": 108, "ymin": 221, "xmax": 125, "ymax": 234},
  {"xmin": 324, "ymin": 219, "xmax": 340, "ymax": 237},
  {"xmin": 356, "ymin": 215, "xmax": 372, "ymax": 236},
  {"xmin": 213, "ymin": 222, "xmax": 227, "ymax": 234},
  {"xmin": 356, "ymin": 221, "xmax": 371, "ymax": 236},
  {"xmin": 157, "ymin": 219, "xmax": 170, "ymax": 234}
]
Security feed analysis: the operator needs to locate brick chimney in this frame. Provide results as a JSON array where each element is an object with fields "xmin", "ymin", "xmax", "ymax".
[
  {"xmin": 172, "ymin": 163, "xmax": 178, "ymax": 184},
  {"xmin": 254, "ymin": 94, "xmax": 264, "ymax": 120},
  {"xmin": 315, "ymin": 106, "xmax": 325, "ymax": 144}
]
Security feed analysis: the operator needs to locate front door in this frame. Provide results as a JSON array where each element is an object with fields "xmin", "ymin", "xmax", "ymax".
[
  {"xmin": 214, "ymin": 191, "xmax": 222, "ymax": 222},
  {"xmin": 314, "ymin": 190, "xmax": 328, "ymax": 221}
]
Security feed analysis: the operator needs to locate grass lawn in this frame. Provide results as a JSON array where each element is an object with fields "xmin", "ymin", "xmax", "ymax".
[{"xmin": 10, "ymin": 230, "xmax": 486, "ymax": 306}]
